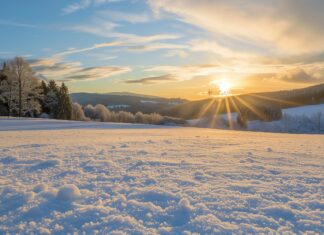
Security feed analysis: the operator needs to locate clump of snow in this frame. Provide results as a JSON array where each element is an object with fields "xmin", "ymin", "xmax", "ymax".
[{"xmin": 56, "ymin": 184, "xmax": 81, "ymax": 201}]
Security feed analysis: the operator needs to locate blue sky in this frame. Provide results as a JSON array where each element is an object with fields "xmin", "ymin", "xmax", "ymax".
[{"xmin": 1, "ymin": 0, "xmax": 324, "ymax": 99}]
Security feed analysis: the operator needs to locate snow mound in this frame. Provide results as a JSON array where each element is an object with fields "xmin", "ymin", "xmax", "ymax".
[{"xmin": 56, "ymin": 184, "xmax": 81, "ymax": 201}]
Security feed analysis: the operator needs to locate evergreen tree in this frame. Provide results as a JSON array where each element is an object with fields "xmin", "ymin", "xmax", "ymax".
[
  {"xmin": 57, "ymin": 83, "xmax": 72, "ymax": 120},
  {"xmin": 43, "ymin": 80, "xmax": 59, "ymax": 117}
]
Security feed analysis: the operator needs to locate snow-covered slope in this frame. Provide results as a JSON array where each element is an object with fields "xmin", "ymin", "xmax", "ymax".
[
  {"xmin": 283, "ymin": 103, "xmax": 324, "ymax": 117},
  {"xmin": 0, "ymin": 119, "xmax": 323, "ymax": 234},
  {"xmin": 189, "ymin": 104, "xmax": 324, "ymax": 133}
]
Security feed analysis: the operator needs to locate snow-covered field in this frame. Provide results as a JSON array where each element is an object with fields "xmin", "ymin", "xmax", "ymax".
[{"xmin": 0, "ymin": 118, "xmax": 323, "ymax": 234}]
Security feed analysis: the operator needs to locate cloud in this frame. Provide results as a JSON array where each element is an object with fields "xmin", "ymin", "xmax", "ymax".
[
  {"xmin": 148, "ymin": 0, "xmax": 324, "ymax": 55},
  {"xmin": 63, "ymin": 0, "xmax": 92, "ymax": 14},
  {"xmin": 97, "ymin": 10, "xmax": 150, "ymax": 23},
  {"xmin": 127, "ymin": 43, "xmax": 188, "ymax": 52},
  {"xmin": 68, "ymin": 21, "xmax": 184, "ymax": 53},
  {"xmin": 145, "ymin": 64, "xmax": 230, "ymax": 80},
  {"xmin": 0, "ymin": 20, "xmax": 38, "ymax": 28},
  {"xmin": 32, "ymin": 59, "xmax": 130, "ymax": 82},
  {"xmin": 165, "ymin": 50, "xmax": 189, "ymax": 58},
  {"xmin": 276, "ymin": 68, "xmax": 323, "ymax": 83},
  {"xmin": 124, "ymin": 74, "xmax": 176, "ymax": 84},
  {"xmin": 57, "ymin": 41, "xmax": 121, "ymax": 57},
  {"xmin": 29, "ymin": 41, "xmax": 130, "ymax": 82},
  {"xmin": 62, "ymin": 0, "xmax": 122, "ymax": 14},
  {"xmin": 130, "ymin": 64, "xmax": 224, "ymax": 84},
  {"xmin": 69, "ymin": 22, "xmax": 181, "ymax": 45}
]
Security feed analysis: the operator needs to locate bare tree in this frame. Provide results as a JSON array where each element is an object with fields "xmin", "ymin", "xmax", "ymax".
[{"xmin": 7, "ymin": 57, "xmax": 41, "ymax": 117}]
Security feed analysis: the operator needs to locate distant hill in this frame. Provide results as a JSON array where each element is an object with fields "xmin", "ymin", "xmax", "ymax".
[
  {"xmin": 161, "ymin": 83, "xmax": 324, "ymax": 119},
  {"xmin": 70, "ymin": 92, "xmax": 188, "ymax": 114}
]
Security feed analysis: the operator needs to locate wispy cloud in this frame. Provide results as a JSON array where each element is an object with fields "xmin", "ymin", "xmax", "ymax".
[
  {"xmin": 148, "ymin": 0, "xmax": 324, "ymax": 55},
  {"xmin": 124, "ymin": 74, "xmax": 176, "ymax": 85},
  {"xmin": 67, "ymin": 20, "xmax": 183, "ymax": 53},
  {"xmin": 69, "ymin": 22, "xmax": 181, "ymax": 44},
  {"xmin": 97, "ymin": 10, "xmax": 150, "ymax": 24},
  {"xmin": 275, "ymin": 67, "xmax": 324, "ymax": 84},
  {"xmin": 62, "ymin": 0, "xmax": 91, "ymax": 14},
  {"xmin": 57, "ymin": 41, "xmax": 121, "ymax": 57},
  {"xmin": 63, "ymin": 0, "xmax": 123, "ymax": 14},
  {"xmin": 0, "ymin": 20, "xmax": 38, "ymax": 28},
  {"xmin": 30, "ymin": 41, "xmax": 130, "ymax": 82},
  {"xmin": 31, "ymin": 58, "xmax": 130, "ymax": 82}
]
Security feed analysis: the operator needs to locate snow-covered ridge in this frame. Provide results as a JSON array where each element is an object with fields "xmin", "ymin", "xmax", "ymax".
[
  {"xmin": 283, "ymin": 103, "xmax": 324, "ymax": 116},
  {"xmin": 0, "ymin": 119, "xmax": 323, "ymax": 234}
]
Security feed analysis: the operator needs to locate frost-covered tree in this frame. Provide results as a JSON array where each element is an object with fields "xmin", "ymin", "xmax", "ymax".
[
  {"xmin": 42, "ymin": 80, "xmax": 59, "ymax": 117},
  {"xmin": 1, "ymin": 58, "xmax": 42, "ymax": 117},
  {"xmin": 134, "ymin": 112, "xmax": 144, "ymax": 123},
  {"xmin": 72, "ymin": 103, "xmax": 88, "ymax": 121},
  {"xmin": 44, "ymin": 90, "xmax": 59, "ymax": 117},
  {"xmin": 84, "ymin": 104, "xmax": 96, "ymax": 119},
  {"xmin": 117, "ymin": 111, "xmax": 135, "ymax": 123},
  {"xmin": 94, "ymin": 104, "xmax": 112, "ymax": 122}
]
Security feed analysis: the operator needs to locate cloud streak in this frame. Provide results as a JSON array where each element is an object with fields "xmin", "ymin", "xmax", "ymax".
[
  {"xmin": 124, "ymin": 74, "xmax": 176, "ymax": 85},
  {"xmin": 62, "ymin": 0, "xmax": 123, "ymax": 14},
  {"xmin": 30, "ymin": 41, "xmax": 130, "ymax": 82}
]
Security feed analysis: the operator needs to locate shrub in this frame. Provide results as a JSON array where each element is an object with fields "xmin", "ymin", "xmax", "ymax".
[{"xmin": 72, "ymin": 103, "xmax": 88, "ymax": 121}]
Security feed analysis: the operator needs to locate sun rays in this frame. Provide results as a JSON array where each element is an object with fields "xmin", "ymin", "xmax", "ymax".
[{"xmin": 196, "ymin": 91, "xmax": 299, "ymax": 129}]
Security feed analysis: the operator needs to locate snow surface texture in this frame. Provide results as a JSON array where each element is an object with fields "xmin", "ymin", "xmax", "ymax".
[{"xmin": 0, "ymin": 118, "xmax": 323, "ymax": 234}]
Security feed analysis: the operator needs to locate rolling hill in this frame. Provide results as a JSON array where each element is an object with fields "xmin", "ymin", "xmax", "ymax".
[{"xmin": 161, "ymin": 83, "xmax": 324, "ymax": 119}]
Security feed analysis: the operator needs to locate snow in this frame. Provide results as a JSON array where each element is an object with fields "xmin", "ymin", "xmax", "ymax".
[
  {"xmin": 283, "ymin": 104, "xmax": 324, "ymax": 117},
  {"xmin": 189, "ymin": 104, "xmax": 324, "ymax": 133},
  {"xmin": 0, "ymin": 118, "xmax": 323, "ymax": 234}
]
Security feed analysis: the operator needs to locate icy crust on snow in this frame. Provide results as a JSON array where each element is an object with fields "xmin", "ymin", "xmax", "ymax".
[{"xmin": 0, "ymin": 121, "xmax": 323, "ymax": 234}]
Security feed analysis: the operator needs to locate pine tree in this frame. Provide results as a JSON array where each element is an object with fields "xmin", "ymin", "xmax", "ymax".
[
  {"xmin": 0, "ymin": 62, "xmax": 17, "ymax": 116},
  {"xmin": 43, "ymin": 80, "xmax": 59, "ymax": 117},
  {"xmin": 57, "ymin": 83, "xmax": 72, "ymax": 120}
]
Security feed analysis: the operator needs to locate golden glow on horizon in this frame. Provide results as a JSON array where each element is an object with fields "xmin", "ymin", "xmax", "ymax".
[{"xmin": 214, "ymin": 80, "xmax": 232, "ymax": 96}]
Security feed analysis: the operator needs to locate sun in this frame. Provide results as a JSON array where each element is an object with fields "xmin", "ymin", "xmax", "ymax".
[{"xmin": 215, "ymin": 80, "xmax": 232, "ymax": 96}]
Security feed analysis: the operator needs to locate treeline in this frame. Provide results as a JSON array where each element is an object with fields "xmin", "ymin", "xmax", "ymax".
[
  {"xmin": 0, "ymin": 57, "xmax": 186, "ymax": 126},
  {"xmin": 72, "ymin": 103, "xmax": 186, "ymax": 125},
  {"xmin": 0, "ymin": 57, "xmax": 72, "ymax": 118}
]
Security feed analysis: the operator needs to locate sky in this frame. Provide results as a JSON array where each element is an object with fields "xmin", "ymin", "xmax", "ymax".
[{"xmin": 1, "ymin": 0, "xmax": 324, "ymax": 100}]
